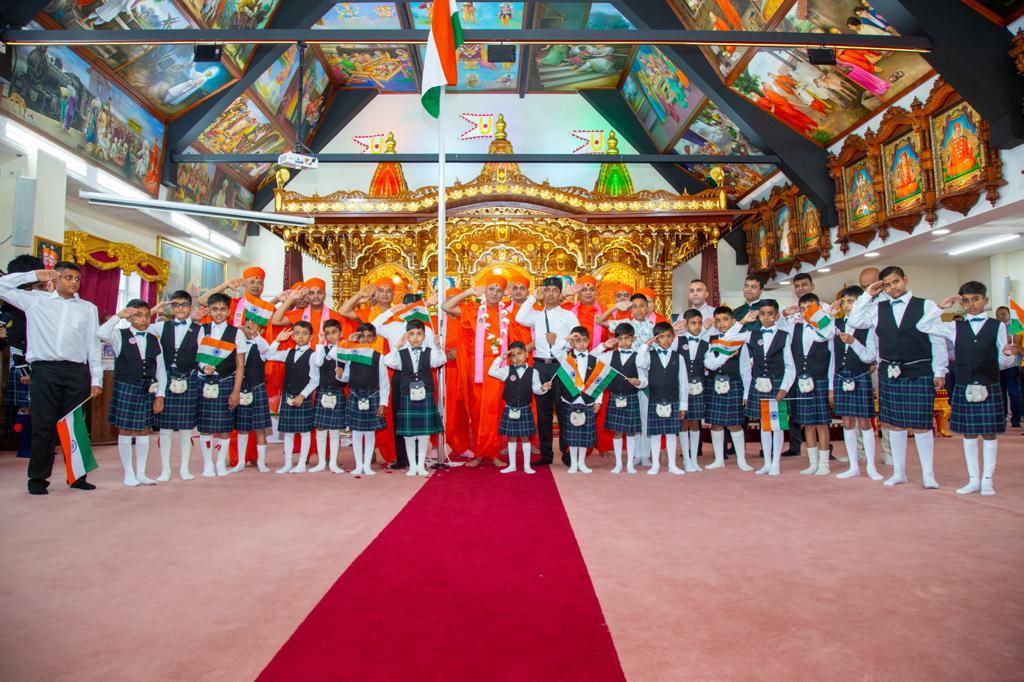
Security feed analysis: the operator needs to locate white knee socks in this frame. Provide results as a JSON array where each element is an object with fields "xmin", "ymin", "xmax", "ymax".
[
  {"xmin": 363, "ymin": 431, "xmax": 376, "ymax": 474},
  {"xmin": 648, "ymin": 436, "xmax": 661, "ymax": 475},
  {"xmin": 625, "ymin": 435, "xmax": 637, "ymax": 474},
  {"xmin": 404, "ymin": 436, "xmax": 420, "ymax": 476},
  {"xmin": 200, "ymin": 435, "xmax": 215, "ymax": 477},
  {"xmin": 179, "ymin": 431, "xmax": 194, "ymax": 480},
  {"xmin": 291, "ymin": 432, "xmax": 312, "ymax": 473},
  {"xmin": 981, "ymin": 439, "xmax": 997, "ymax": 495},
  {"xmin": 327, "ymin": 430, "xmax": 342, "ymax": 473},
  {"xmin": 567, "ymin": 446, "xmax": 580, "ymax": 473},
  {"xmin": 769, "ymin": 431, "xmax": 783, "ymax": 475},
  {"xmin": 730, "ymin": 429, "xmax": 750, "ymax": 471},
  {"xmin": 611, "ymin": 436, "xmax": 623, "ymax": 474},
  {"xmin": 522, "ymin": 442, "xmax": 534, "ymax": 474},
  {"xmin": 577, "ymin": 445, "xmax": 592, "ymax": 473},
  {"xmin": 708, "ymin": 430, "xmax": 725, "ymax": 469},
  {"xmin": 351, "ymin": 431, "xmax": 365, "ymax": 474},
  {"xmin": 885, "ymin": 430, "xmax": 908, "ymax": 486},
  {"xmin": 158, "ymin": 429, "xmax": 173, "ymax": 481},
  {"xmin": 757, "ymin": 431, "xmax": 773, "ymax": 475},
  {"xmin": 958, "ymin": 437, "xmax": 980, "ymax": 494},
  {"xmin": 214, "ymin": 438, "xmax": 230, "ymax": 476},
  {"xmin": 502, "ymin": 441, "xmax": 517, "ymax": 473},
  {"xmin": 665, "ymin": 435, "xmax": 682, "ymax": 474},
  {"xmin": 313, "ymin": 431, "xmax": 329, "ymax": 472},
  {"xmin": 861, "ymin": 429, "xmax": 881, "ymax": 480},
  {"xmin": 118, "ymin": 435, "xmax": 139, "ymax": 487},
  {"xmin": 135, "ymin": 436, "xmax": 154, "ymax": 485},
  {"xmin": 233, "ymin": 433, "xmax": 248, "ymax": 473},
  {"xmin": 679, "ymin": 431, "xmax": 695, "ymax": 472},
  {"xmin": 837, "ymin": 429, "xmax": 860, "ymax": 479},
  {"xmin": 801, "ymin": 446, "xmax": 818, "ymax": 475},
  {"xmin": 278, "ymin": 433, "xmax": 296, "ymax": 473},
  {"xmin": 688, "ymin": 431, "xmax": 701, "ymax": 471},
  {"xmin": 913, "ymin": 430, "xmax": 938, "ymax": 489},
  {"xmin": 256, "ymin": 442, "xmax": 268, "ymax": 473}
]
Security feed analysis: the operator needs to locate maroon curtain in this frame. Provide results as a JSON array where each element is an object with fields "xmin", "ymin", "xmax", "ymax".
[
  {"xmin": 283, "ymin": 247, "xmax": 304, "ymax": 290},
  {"xmin": 78, "ymin": 263, "xmax": 120, "ymax": 320},
  {"xmin": 701, "ymin": 247, "xmax": 720, "ymax": 306},
  {"xmin": 139, "ymin": 279, "xmax": 156, "ymax": 307}
]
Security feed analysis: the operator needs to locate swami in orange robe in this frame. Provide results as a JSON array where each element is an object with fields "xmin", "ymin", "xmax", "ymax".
[{"xmin": 437, "ymin": 294, "xmax": 472, "ymax": 457}]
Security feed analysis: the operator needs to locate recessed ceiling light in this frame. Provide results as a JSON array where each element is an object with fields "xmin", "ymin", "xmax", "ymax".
[
  {"xmin": 864, "ymin": 252, "xmax": 880, "ymax": 258},
  {"xmin": 933, "ymin": 229, "xmax": 950, "ymax": 235},
  {"xmin": 817, "ymin": 268, "xmax": 831, "ymax": 273},
  {"xmin": 947, "ymin": 234, "xmax": 1021, "ymax": 256}
]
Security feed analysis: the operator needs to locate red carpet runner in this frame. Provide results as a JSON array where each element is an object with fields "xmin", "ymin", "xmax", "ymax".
[{"xmin": 259, "ymin": 466, "xmax": 625, "ymax": 681}]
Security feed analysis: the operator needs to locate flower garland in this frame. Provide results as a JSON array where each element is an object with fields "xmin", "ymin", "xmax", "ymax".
[{"xmin": 474, "ymin": 300, "xmax": 510, "ymax": 383}]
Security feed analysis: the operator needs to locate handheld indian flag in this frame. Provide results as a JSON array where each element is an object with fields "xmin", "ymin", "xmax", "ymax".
[
  {"xmin": 760, "ymin": 399, "xmax": 790, "ymax": 432},
  {"xmin": 392, "ymin": 301, "xmax": 431, "ymax": 325},
  {"xmin": 197, "ymin": 336, "xmax": 235, "ymax": 367},
  {"xmin": 338, "ymin": 342, "xmax": 375, "ymax": 366},
  {"xmin": 243, "ymin": 291, "xmax": 275, "ymax": 327},
  {"xmin": 710, "ymin": 338, "xmax": 743, "ymax": 357},
  {"xmin": 1009, "ymin": 299, "xmax": 1024, "ymax": 335},
  {"xmin": 420, "ymin": 0, "xmax": 462, "ymax": 118},
  {"xmin": 555, "ymin": 356, "xmax": 583, "ymax": 399},
  {"xmin": 57, "ymin": 403, "xmax": 97, "ymax": 484},
  {"xmin": 803, "ymin": 303, "xmax": 832, "ymax": 335},
  {"xmin": 582, "ymin": 360, "xmax": 621, "ymax": 400}
]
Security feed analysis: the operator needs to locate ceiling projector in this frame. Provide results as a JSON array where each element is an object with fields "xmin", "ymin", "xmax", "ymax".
[{"xmin": 278, "ymin": 152, "xmax": 318, "ymax": 170}]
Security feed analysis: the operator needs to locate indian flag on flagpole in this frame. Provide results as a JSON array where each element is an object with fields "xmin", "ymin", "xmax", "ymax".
[
  {"xmin": 197, "ymin": 336, "xmax": 235, "ymax": 367},
  {"xmin": 709, "ymin": 338, "xmax": 743, "ymax": 357},
  {"xmin": 803, "ymin": 303, "xmax": 832, "ymax": 334},
  {"xmin": 420, "ymin": 0, "xmax": 462, "ymax": 118},
  {"xmin": 554, "ymin": 356, "xmax": 582, "ymax": 399},
  {"xmin": 243, "ymin": 291, "xmax": 275, "ymax": 327},
  {"xmin": 760, "ymin": 399, "xmax": 790, "ymax": 432},
  {"xmin": 392, "ymin": 301, "xmax": 431, "ymax": 325},
  {"xmin": 57, "ymin": 403, "xmax": 97, "ymax": 484},
  {"xmin": 338, "ymin": 342, "xmax": 375, "ymax": 366},
  {"xmin": 1009, "ymin": 299, "xmax": 1024, "ymax": 335},
  {"xmin": 582, "ymin": 360, "xmax": 621, "ymax": 400}
]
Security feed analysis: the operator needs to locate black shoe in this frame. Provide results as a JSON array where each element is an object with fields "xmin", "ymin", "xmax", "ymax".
[
  {"xmin": 28, "ymin": 486, "xmax": 48, "ymax": 495},
  {"xmin": 781, "ymin": 449, "xmax": 799, "ymax": 457},
  {"xmin": 561, "ymin": 453, "xmax": 571, "ymax": 467},
  {"xmin": 534, "ymin": 457, "xmax": 553, "ymax": 466},
  {"xmin": 70, "ymin": 478, "xmax": 96, "ymax": 490},
  {"xmin": 389, "ymin": 463, "xmax": 406, "ymax": 470}
]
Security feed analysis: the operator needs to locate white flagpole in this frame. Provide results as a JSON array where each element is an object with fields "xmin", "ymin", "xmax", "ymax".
[{"xmin": 435, "ymin": 84, "xmax": 449, "ymax": 467}]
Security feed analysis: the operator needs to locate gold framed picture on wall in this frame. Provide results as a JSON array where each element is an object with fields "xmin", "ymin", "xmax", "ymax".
[
  {"xmin": 156, "ymin": 237, "xmax": 226, "ymax": 302},
  {"xmin": 33, "ymin": 237, "xmax": 63, "ymax": 270}
]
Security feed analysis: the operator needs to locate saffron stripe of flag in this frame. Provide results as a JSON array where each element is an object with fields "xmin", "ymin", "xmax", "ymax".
[
  {"xmin": 197, "ymin": 336, "xmax": 235, "ymax": 367},
  {"xmin": 243, "ymin": 291, "xmax": 275, "ymax": 327},
  {"xmin": 420, "ymin": 0, "xmax": 462, "ymax": 118},
  {"xmin": 1009, "ymin": 299, "xmax": 1024, "ymax": 335},
  {"xmin": 57, "ymin": 404, "xmax": 97, "ymax": 484},
  {"xmin": 760, "ymin": 399, "xmax": 790, "ymax": 432},
  {"xmin": 583, "ymin": 361, "xmax": 620, "ymax": 399},
  {"xmin": 710, "ymin": 338, "xmax": 743, "ymax": 356},
  {"xmin": 338, "ymin": 343, "xmax": 375, "ymax": 366},
  {"xmin": 803, "ymin": 303, "xmax": 832, "ymax": 331},
  {"xmin": 393, "ymin": 301, "xmax": 431, "ymax": 325},
  {"xmin": 555, "ymin": 357, "xmax": 582, "ymax": 399}
]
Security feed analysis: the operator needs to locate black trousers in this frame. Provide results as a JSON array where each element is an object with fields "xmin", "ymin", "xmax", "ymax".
[
  {"xmin": 390, "ymin": 371, "xmax": 408, "ymax": 467},
  {"xmin": 28, "ymin": 361, "xmax": 91, "ymax": 491},
  {"xmin": 533, "ymin": 360, "xmax": 561, "ymax": 460}
]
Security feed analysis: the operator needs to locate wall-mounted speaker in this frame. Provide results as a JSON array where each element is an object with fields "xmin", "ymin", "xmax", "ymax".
[
  {"xmin": 12, "ymin": 176, "xmax": 35, "ymax": 248},
  {"xmin": 487, "ymin": 45, "xmax": 516, "ymax": 63},
  {"xmin": 807, "ymin": 48, "xmax": 836, "ymax": 65},
  {"xmin": 194, "ymin": 45, "xmax": 223, "ymax": 63}
]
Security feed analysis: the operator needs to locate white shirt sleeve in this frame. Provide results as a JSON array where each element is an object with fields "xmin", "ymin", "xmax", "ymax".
[
  {"xmin": 847, "ymin": 291, "xmax": 879, "ymax": 330},
  {"xmin": 97, "ymin": 315, "xmax": 122, "ymax": 354},
  {"xmin": 852, "ymin": 329, "xmax": 878, "ymax": 365},
  {"xmin": 781, "ymin": 340, "xmax": 796, "ymax": 393},
  {"xmin": 378, "ymin": 355, "xmax": 391, "ymax": 406},
  {"xmin": 531, "ymin": 369, "xmax": 547, "ymax": 394},
  {"xmin": 739, "ymin": 344, "xmax": 752, "ymax": 397},
  {"xmin": 635, "ymin": 346, "xmax": 651, "ymax": 371},
  {"xmin": 300, "ymin": 351, "xmax": 319, "ymax": 398},
  {"xmin": 722, "ymin": 321, "xmax": 751, "ymax": 343},
  {"xmin": 488, "ymin": 356, "xmax": 510, "ymax": 381},
  {"xmin": 429, "ymin": 347, "xmax": 446, "ymax": 368},
  {"xmin": 827, "ymin": 342, "xmax": 836, "ymax": 391},
  {"xmin": 922, "ymin": 301, "xmax": 948, "ymax": 377},
  {"xmin": 677, "ymin": 356, "xmax": 688, "ymax": 412},
  {"xmin": 0, "ymin": 271, "xmax": 41, "ymax": 310},
  {"xmin": 154, "ymin": 345, "xmax": 168, "ymax": 397},
  {"xmin": 265, "ymin": 341, "xmax": 290, "ymax": 362},
  {"xmin": 383, "ymin": 347, "xmax": 402, "ymax": 370},
  {"xmin": 515, "ymin": 296, "xmax": 539, "ymax": 328},
  {"xmin": 86, "ymin": 305, "xmax": 103, "ymax": 387},
  {"xmin": 997, "ymin": 322, "xmax": 1017, "ymax": 370}
]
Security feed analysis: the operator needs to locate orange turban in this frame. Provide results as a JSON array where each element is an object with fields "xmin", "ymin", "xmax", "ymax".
[
  {"xmin": 290, "ymin": 281, "xmax": 304, "ymax": 291},
  {"xmin": 614, "ymin": 283, "xmax": 634, "ymax": 294},
  {"xmin": 578, "ymin": 275, "xmax": 597, "ymax": 287},
  {"xmin": 374, "ymin": 277, "xmax": 395, "ymax": 289},
  {"xmin": 242, "ymin": 267, "xmax": 265, "ymax": 280},
  {"xmin": 509, "ymin": 274, "xmax": 530, "ymax": 287},
  {"xmin": 485, "ymin": 274, "xmax": 508, "ymax": 289},
  {"xmin": 304, "ymin": 278, "xmax": 326, "ymax": 290},
  {"xmin": 638, "ymin": 287, "xmax": 656, "ymax": 301}
]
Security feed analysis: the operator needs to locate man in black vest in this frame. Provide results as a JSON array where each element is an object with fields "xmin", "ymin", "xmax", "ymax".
[{"xmin": 848, "ymin": 266, "xmax": 948, "ymax": 489}]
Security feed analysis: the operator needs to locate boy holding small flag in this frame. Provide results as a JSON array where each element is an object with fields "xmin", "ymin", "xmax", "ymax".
[
  {"xmin": 235, "ymin": 318, "xmax": 273, "ymax": 472},
  {"xmin": 266, "ymin": 322, "xmax": 319, "ymax": 473},
  {"xmin": 703, "ymin": 306, "xmax": 751, "ymax": 470},
  {"xmin": 488, "ymin": 341, "xmax": 551, "ymax": 474},
  {"xmin": 597, "ymin": 323, "xmax": 646, "ymax": 474},
  {"xmin": 197, "ymin": 293, "xmax": 246, "ymax": 477},
  {"xmin": 312, "ymin": 319, "xmax": 348, "ymax": 474},
  {"xmin": 98, "ymin": 301, "xmax": 167, "ymax": 487},
  {"xmin": 637, "ymin": 321, "xmax": 689, "ymax": 475},
  {"xmin": 919, "ymin": 282, "xmax": 1019, "ymax": 495},
  {"xmin": 340, "ymin": 323, "xmax": 390, "ymax": 475},
  {"xmin": 553, "ymin": 326, "xmax": 603, "ymax": 473}
]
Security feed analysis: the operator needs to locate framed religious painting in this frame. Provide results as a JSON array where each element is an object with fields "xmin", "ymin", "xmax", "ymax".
[
  {"xmin": 922, "ymin": 79, "xmax": 1006, "ymax": 215},
  {"xmin": 752, "ymin": 184, "xmax": 799, "ymax": 274},
  {"xmin": 33, "ymin": 237, "xmax": 63, "ymax": 270},
  {"xmin": 742, "ymin": 213, "xmax": 773, "ymax": 276},
  {"xmin": 828, "ymin": 134, "xmax": 885, "ymax": 252},
  {"xmin": 795, "ymin": 194, "xmax": 830, "ymax": 266},
  {"xmin": 156, "ymin": 237, "xmax": 225, "ymax": 302},
  {"xmin": 865, "ymin": 101, "xmax": 934, "ymax": 233}
]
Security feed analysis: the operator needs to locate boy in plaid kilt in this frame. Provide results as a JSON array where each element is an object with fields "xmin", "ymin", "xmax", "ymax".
[
  {"xmin": 920, "ymin": 282, "xmax": 1020, "ymax": 496},
  {"xmin": 703, "ymin": 307, "xmax": 752, "ymax": 470},
  {"xmin": 342, "ymin": 323, "xmax": 390, "ymax": 476},
  {"xmin": 596, "ymin": 323, "xmax": 646, "ymax": 474},
  {"xmin": 384, "ymin": 319, "xmax": 446, "ymax": 477},
  {"xmin": 266, "ymin": 321, "xmax": 319, "ymax": 474},
  {"xmin": 197, "ymin": 293, "xmax": 246, "ymax": 478},
  {"xmin": 637, "ymin": 321, "xmax": 689, "ymax": 475},
  {"xmin": 779, "ymin": 293, "xmax": 836, "ymax": 476},
  {"xmin": 98, "ymin": 300, "xmax": 167, "ymax": 487},
  {"xmin": 728, "ymin": 300, "xmax": 794, "ymax": 476},
  {"xmin": 829, "ymin": 286, "xmax": 883, "ymax": 481},
  {"xmin": 488, "ymin": 341, "xmax": 551, "ymax": 474},
  {"xmin": 312, "ymin": 319, "xmax": 347, "ymax": 474},
  {"xmin": 672, "ymin": 309, "xmax": 710, "ymax": 472},
  {"xmin": 848, "ymin": 266, "xmax": 948, "ymax": 489},
  {"xmin": 235, "ymin": 318, "xmax": 273, "ymax": 472},
  {"xmin": 554, "ymin": 326, "xmax": 603, "ymax": 474},
  {"xmin": 148, "ymin": 290, "xmax": 202, "ymax": 481}
]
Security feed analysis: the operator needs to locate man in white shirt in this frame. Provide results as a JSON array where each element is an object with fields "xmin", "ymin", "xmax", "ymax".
[
  {"xmin": 0, "ymin": 265, "xmax": 103, "ymax": 494},
  {"xmin": 686, "ymin": 278, "xmax": 717, "ymax": 322},
  {"xmin": 515, "ymin": 276, "xmax": 581, "ymax": 466}
]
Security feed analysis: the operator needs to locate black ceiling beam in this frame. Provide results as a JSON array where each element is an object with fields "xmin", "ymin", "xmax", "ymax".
[
  {"xmin": 579, "ymin": 89, "xmax": 708, "ymax": 195},
  {"xmin": 250, "ymin": 88, "xmax": 378, "ymax": 211},
  {"xmin": 176, "ymin": 152, "xmax": 782, "ymax": 164},
  {"xmin": 872, "ymin": 0, "xmax": 1024, "ymax": 148},
  {"xmin": 160, "ymin": 0, "xmax": 335, "ymax": 187},
  {"xmin": 612, "ymin": 0, "xmax": 838, "ymax": 225},
  {"xmin": 0, "ymin": 0, "xmax": 51, "ymax": 29},
  {"xmin": 2, "ymin": 28, "xmax": 932, "ymax": 51}
]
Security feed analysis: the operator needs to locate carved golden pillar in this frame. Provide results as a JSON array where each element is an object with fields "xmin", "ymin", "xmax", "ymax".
[{"xmin": 652, "ymin": 268, "xmax": 673, "ymax": 318}]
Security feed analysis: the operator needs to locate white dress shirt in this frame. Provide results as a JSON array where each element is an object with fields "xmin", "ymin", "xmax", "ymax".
[
  {"xmin": 266, "ymin": 342, "xmax": 319, "ymax": 397},
  {"xmin": 487, "ymin": 356, "xmax": 549, "ymax": 394},
  {"xmin": 916, "ymin": 312, "xmax": 1017, "ymax": 374},
  {"xmin": 723, "ymin": 322, "xmax": 796, "ymax": 397},
  {"xmin": 247, "ymin": 335, "xmax": 271, "ymax": 360},
  {"xmin": 384, "ymin": 343, "xmax": 447, "ymax": 371},
  {"xmin": 596, "ymin": 348, "xmax": 648, "ymax": 390},
  {"xmin": 148, "ymin": 318, "xmax": 194, "ymax": 349},
  {"xmin": 847, "ymin": 290, "xmax": 948, "ymax": 377},
  {"xmin": 370, "ymin": 309, "xmax": 438, "ymax": 350},
  {"xmin": 703, "ymin": 334, "xmax": 753, "ymax": 396},
  {"xmin": 607, "ymin": 316, "xmax": 657, "ymax": 348},
  {"xmin": 0, "ymin": 271, "xmax": 103, "ymax": 386},
  {"xmin": 98, "ymin": 316, "xmax": 168, "ymax": 397},
  {"xmin": 636, "ymin": 344, "xmax": 689, "ymax": 411},
  {"xmin": 827, "ymin": 324, "xmax": 878, "ymax": 390},
  {"xmin": 196, "ymin": 321, "xmax": 249, "ymax": 375},
  {"xmin": 515, "ymin": 296, "xmax": 579, "ymax": 360}
]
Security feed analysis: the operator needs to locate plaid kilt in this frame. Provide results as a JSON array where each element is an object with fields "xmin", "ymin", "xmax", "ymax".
[
  {"xmin": 879, "ymin": 373, "xmax": 935, "ymax": 430},
  {"xmin": 154, "ymin": 373, "xmax": 199, "ymax": 431},
  {"xmin": 396, "ymin": 393, "xmax": 442, "ymax": 436},
  {"xmin": 108, "ymin": 379, "xmax": 155, "ymax": 431},
  {"xmin": 499, "ymin": 403, "xmax": 536, "ymax": 437},
  {"xmin": 647, "ymin": 399, "xmax": 681, "ymax": 436},
  {"xmin": 6, "ymin": 364, "xmax": 29, "ymax": 409},
  {"xmin": 951, "ymin": 383, "xmax": 1005, "ymax": 435},
  {"xmin": 234, "ymin": 382, "xmax": 271, "ymax": 432},
  {"xmin": 684, "ymin": 382, "xmax": 706, "ymax": 421},
  {"xmin": 706, "ymin": 376, "xmax": 745, "ymax": 426},
  {"xmin": 603, "ymin": 392, "xmax": 642, "ymax": 434},
  {"xmin": 279, "ymin": 395, "xmax": 314, "ymax": 433},
  {"xmin": 347, "ymin": 388, "xmax": 387, "ymax": 432},
  {"xmin": 314, "ymin": 390, "xmax": 348, "ymax": 431},
  {"xmin": 745, "ymin": 381, "xmax": 780, "ymax": 421},
  {"xmin": 833, "ymin": 372, "xmax": 875, "ymax": 419},
  {"xmin": 559, "ymin": 403, "xmax": 598, "ymax": 447},
  {"xmin": 793, "ymin": 378, "xmax": 832, "ymax": 425},
  {"xmin": 197, "ymin": 375, "xmax": 236, "ymax": 434}
]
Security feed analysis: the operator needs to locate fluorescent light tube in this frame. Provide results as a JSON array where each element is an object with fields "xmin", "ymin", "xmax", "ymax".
[{"xmin": 947, "ymin": 234, "xmax": 1020, "ymax": 256}]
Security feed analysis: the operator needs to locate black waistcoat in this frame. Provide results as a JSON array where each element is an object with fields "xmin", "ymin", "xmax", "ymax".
[
  {"xmin": 678, "ymin": 338, "xmax": 707, "ymax": 381},
  {"xmin": 243, "ymin": 341, "xmax": 265, "ymax": 386},
  {"xmin": 750, "ymin": 328, "xmax": 789, "ymax": 379},
  {"xmin": 954, "ymin": 318, "xmax": 1001, "ymax": 385},
  {"xmin": 609, "ymin": 350, "xmax": 639, "ymax": 395},
  {"xmin": 202, "ymin": 323, "xmax": 239, "ymax": 377},
  {"xmin": 708, "ymin": 335, "xmax": 742, "ymax": 379},
  {"xmin": 502, "ymin": 366, "xmax": 535, "ymax": 405},
  {"xmin": 348, "ymin": 352, "xmax": 381, "ymax": 391},
  {"xmin": 115, "ymin": 328, "xmax": 160, "ymax": 383},
  {"xmin": 319, "ymin": 345, "xmax": 344, "ymax": 392},
  {"xmin": 160, "ymin": 320, "xmax": 199, "ymax": 375},
  {"xmin": 876, "ymin": 297, "xmax": 932, "ymax": 378},
  {"xmin": 833, "ymin": 319, "xmax": 870, "ymax": 375},
  {"xmin": 648, "ymin": 349, "xmax": 681, "ymax": 403},
  {"xmin": 791, "ymin": 325, "xmax": 830, "ymax": 379},
  {"xmin": 399, "ymin": 347, "xmax": 436, "ymax": 394},
  {"xmin": 284, "ymin": 348, "xmax": 312, "ymax": 396}
]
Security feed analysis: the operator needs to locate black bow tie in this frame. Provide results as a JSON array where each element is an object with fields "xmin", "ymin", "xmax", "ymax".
[
  {"xmin": 762, "ymin": 328, "xmax": 775, "ymax": 334},
  {"xmin": 174, "ymin": 320, "xmax": 189, "ymax": 326},
  {"xmin": 513, "ymin": 364, "xmax": 526, "ymax": 370},
  {"xmin": 134, "ymin": 331, "xmax": 147, "ymax": 337},
  {"xmin": 657, "ymin": 348, "xmax": 670, "ymax": 355},
  {"xmin": 575, "ymin": 352, "xmax": 587, "ymax": 359},
  {"xmin": 892, "ymin": 299, "xmax": 905, "ymax": 306},
  {"xmin": 969, "ymin": 317, "xmax": 986, "ymax": 322}
]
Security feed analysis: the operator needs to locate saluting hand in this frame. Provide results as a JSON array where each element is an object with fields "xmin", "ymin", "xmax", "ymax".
[
  {"xmin": 742, "ymin": 309, "xmax": 759, "ymax": 325},
  {"xmin": 866, "ymin": 280, "xmax": 885, "ymax": 298},
  {"xmin": 34, "ymin": 269, "xmax": 59, "ymax": 284},
  {"xmin": 937, "ymin": 294, "xmax": 961, "ymax": 310},
  {"xmin": 782, "ymin": 304, "xmax": 800, "ymax": 318},
  {"xmin": 615, "ymin": 300, "xmax": 631, "ymax": 312},
  {"xmin": 275, "ymin": 329, "xmax": 293, "ymax": 343}
]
